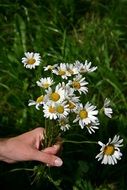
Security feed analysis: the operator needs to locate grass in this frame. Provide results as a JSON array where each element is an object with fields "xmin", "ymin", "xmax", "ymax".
[{"xmin": 0, "ymin": 0, "xmax": 127, "ymax": 189}]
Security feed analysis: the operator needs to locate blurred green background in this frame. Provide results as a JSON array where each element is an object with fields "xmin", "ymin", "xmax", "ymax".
[{"xmin": 0, "ymin": 0, "xmax": 127, "ymax": 189}]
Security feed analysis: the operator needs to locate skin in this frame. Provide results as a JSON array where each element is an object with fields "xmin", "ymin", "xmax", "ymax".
[{"xmin": 0, "ymin": 127, "xmax": 63, "ymax": 167}]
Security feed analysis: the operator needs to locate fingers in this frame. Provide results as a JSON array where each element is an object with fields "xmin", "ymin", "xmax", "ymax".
[
  {"xmin": 42, "ymin": 144, "xmax": 61, "ymax": 155},
  {"xmin": 31, "ymin": 127, "xmax": 45, "ymax": 141},
  {"xmin": 31, "ymin": 149, "xmax": 63, "ymax": 167},
  {"xmin": 32, "ymin": 127, "xmax": 45, "ymax": 136}
]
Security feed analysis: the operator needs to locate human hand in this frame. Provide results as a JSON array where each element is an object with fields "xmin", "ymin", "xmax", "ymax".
[{"xmin": 0, "ymin": 127, "xmax": 63, "ymax": 167}]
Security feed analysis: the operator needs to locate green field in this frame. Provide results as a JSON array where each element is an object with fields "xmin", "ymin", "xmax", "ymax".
[{"xmin": 0, "ymin": 0, "xmax": 127, "ymax": 189}]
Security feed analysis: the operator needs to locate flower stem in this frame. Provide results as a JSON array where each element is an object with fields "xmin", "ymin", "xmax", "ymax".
[
  {"xmin": 9, "ymin": 168, "xmax": 34, "ymax": 173},
  {"xmin": 62, "ymin": 139, "xmax": 98, "ymax": 144}
]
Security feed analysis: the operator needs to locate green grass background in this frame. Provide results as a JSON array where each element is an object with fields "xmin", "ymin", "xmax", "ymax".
[{"xmin": 0, "ymin": 0, "xmax": 127, "ymax": 189}]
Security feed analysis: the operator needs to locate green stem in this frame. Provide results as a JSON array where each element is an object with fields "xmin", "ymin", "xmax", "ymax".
[
  {"xmin": 62, "ymin": 139, "xmax": 98, "ymax": 144},
  {"xmin": 9, "ymin": 168, "xmax": 34, "ymax": 173}
]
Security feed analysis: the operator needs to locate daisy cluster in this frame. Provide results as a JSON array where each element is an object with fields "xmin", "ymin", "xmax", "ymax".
[
  {"xmin": 22, "ymin": 52, "xmax": 123, "ymax": 165},
  {"xmin": 27, "ymin": 58, "xmax": 100, "ymax": 134}
]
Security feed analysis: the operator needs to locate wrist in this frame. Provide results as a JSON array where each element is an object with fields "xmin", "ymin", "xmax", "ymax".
[{"xmin": 0, "ymin": 138, "xmax": 9, "ymax": 161}]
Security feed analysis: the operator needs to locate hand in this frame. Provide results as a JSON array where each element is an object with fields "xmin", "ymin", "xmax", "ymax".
[{"xmin": 0, "ymin": 127, "xmax": 63, "ymax": 167}]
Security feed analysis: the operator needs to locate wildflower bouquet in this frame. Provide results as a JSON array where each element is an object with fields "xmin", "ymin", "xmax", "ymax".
[{"xmin": 22, "ymin": 52, "xmax": 123, "ymax": 173}]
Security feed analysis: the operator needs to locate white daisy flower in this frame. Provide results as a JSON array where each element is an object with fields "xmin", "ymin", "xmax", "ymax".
[
  {"xmin": 36, "ymin": 77, "xmax": 54, "ymax": 89},
  {"xmin": 45, "ymin": 84, "xmax": 65, "ymax": 104},
  {"xmin": 67, "ymin": 94, "xmax": 79, "ymax": 104},
  {"xmin": 95, "ymin": 135, "xmax": 123, "ymax": 165},
  {"xmin": 56, "ymin": 101, "xmax": 70, "ymax": 119},
  {"xmin": 28, "ymin": 95, "xmax": 44, "ymax": 110},
  {"xmin": 58, "ymin": 118, "xmax": 71, "ymax": 131},
  {"xmin": 66, "ymin": 63, "xmax": 79, "ymax": 76},
  {"xmin": 74, "ymin": 60, "xmax": 83, "ymax": 70},
  {"xmin": 52, "ymin": 63, "xmax": 69, "ymax": 79},
  {"xmin": 22, "ymin": 52, "xmax": 41, "ymax": 69},
  {"xmin": 44, "ymin": 64, "xmax": 58, "ymax": 71},
  {"xmin": 73, "ymin": 102, "xmax": 98, "ymax": 129},
  {"xmin": 69, "ymin": 75, "xmax": 88, "ymax": 94},
  {"xmin": 74, "ymin": 60, "xmax": 97, "ymax": 73},
  {"xmin": 86, "ymin": 120, "xmax": 100, "ymax": 134},
  {"xmin": 67, "ymin": 100, "xmax": 79, "ymax": 112},
  {"xmin": 57, "ymin": 82, "xmax": 79, "ymax": 112},
  {"xmin": 58, "ymin": 82, "xmax": 79, "ymax": 111},
  {"xmin": 103, "ymin": 98, "xmax": 113, "ymax": 118},
  {"xmin": 67, "ymin": 94, "xmax": 79, "ymax": 113},
  {"xmin": 58, "ymin": 82, "xmax": 74, "ymax": 97},
  {"xmin": 43, "ymin": 102, "xmax": 57, "ymax": 120}
]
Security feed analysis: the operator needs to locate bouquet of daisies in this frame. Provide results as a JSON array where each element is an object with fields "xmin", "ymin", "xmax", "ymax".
[{"xmin": 22, "ymin": 52, "xmax": 123, "ymax": 166}]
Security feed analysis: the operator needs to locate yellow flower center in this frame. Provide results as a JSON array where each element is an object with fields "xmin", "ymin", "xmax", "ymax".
[
  {"xmin": 43, "ymin": 83, "xmax": 50, "ymax": 88},
  {"xmin": 68, "ymin": 101, "xmax": 76, "ymax": 109},
  {"xmin": 104, "ymin": 145, "xmax": 115, "ymax": 155},
  {"xmin": 86, "ymin": 124, "xmax": 91, "ymax": 128},
  {"xmin": 50, "ymin": 92, "xmax": 60, "ymax": 102},
  {"xmin": 79, "ymin": 109, "xmax": 88, "ymax": 119},
  {"xmin": 72, "ymin": 81, "xmax": 81, "ymax": 89},
  {"xmin": 49, "ymin": 106, "xmax": 56, "ymax": 113},
  {"xmin": 27, "ymin": 58, "xmax": 36, "ymax": 65},
  {"xmin": 80, "ymin": 67, "xmax": 86, "ymax": 73},
  {"xmin": 56, "ymin": 105, "xmax": 64, "ymax": 113},
  {"xmin": 68, "ymin": 69, "xmax": 74, "ymax": 75},
  {"xmin": 58, "ymin": 70, "xmax": 66, "ymax": 76},
  {"xmin": 36, "ymin": 96, "xmax": 44, "ymax": 103},
  {"xmin": 59, "ymin": 119, "xmax": 66, "ymax": 126}
]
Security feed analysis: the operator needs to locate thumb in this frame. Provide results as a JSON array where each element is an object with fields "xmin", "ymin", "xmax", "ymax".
[{"xmin": 31, "ymin": 149, "xmax": 63, "ymax": 167}]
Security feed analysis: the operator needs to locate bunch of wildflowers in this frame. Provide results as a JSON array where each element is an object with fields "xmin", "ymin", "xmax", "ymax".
[{"xmin": 22, "ymin": 52, "xmax": 123, "ymax": 165}]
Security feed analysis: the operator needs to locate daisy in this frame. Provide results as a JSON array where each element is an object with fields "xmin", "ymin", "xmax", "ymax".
[
  {"xmin": 95, "ymin": 135, "xmax": 123, "ymax": 165},
  {"xmin": 56, "ymin": 101, "xmax": 70, "ymax": 119},
  {"xmin": 44, "ymin": 64, "xmax": 58, "ymax": 71},
  {"xmin": 58, "ymin": 118, "xmax": 71, "ymax": 131},
  {"xmin": 45, "ymin": 84, "xmax": 65, "ymax": 104},
  {"xmin": 36, "ymin": 77, "xmax": 54, "ymax": 89},
  {"xmin": 67, "ymin": 100, "xmax": 78, "ymax": 112},
  {"xmin": 74, "ymin": 60, "xmax": 97, "ymax": 73},
  {"xmin": 69, "ymin": 74, "xmax": 88, "ymax": 94},
  {"xmin": 28, "ymin": 95, "xmax": 44, "ymax": 110},
  {"xmin": 66, "ymin": 63, "xmax": 79, "ymax": 76},
  {"xmin": 43, "ymin": 102, "xmax": 57, "ymax": 120},
  {"xmin": 52, "ymin": 63, "xmax": 69, "ymax": 79},
  {"xmin": 57, "ymin": 82, "xmax": 79, "ymax": 111},
  {"xmin": 58, "ymin": 82, "xmax": 79, "ymax": 112},
  {"xmin": 22, "ymin": 52, "xmax": 41, "ymax": 69},
  {"xmin": 86, "ymin": 120, "xmax": 100, "ymax": 134},
  {"xmin": 58, "ymin": 82, "xmax": 74, "ymax": 97},
  {"xmin": 73, "ymin": 102, "xmax": 98, "ymax": 129},
  {"xmin": 67, "ymin": 94, "xmax": 79, "ymax": 112},
  {"xmin": 74, "ymin": 60, "xmax": 83, "ymax": 70},
  {"xmin": 103, "ymin": 98, "xmax": 113, "ymax": 118}
]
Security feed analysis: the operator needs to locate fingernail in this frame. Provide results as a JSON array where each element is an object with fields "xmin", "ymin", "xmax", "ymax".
[{"xmin": 54, "ymin": 158, "xmax": 63, "ymax": 167}]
